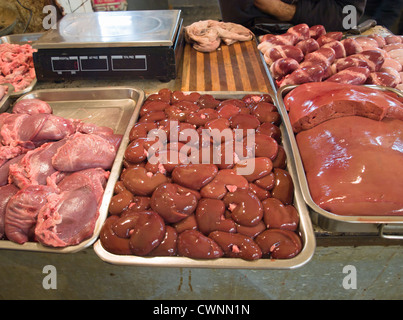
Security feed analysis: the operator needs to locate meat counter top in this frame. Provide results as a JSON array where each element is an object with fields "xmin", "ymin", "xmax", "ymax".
[
  {"xmin": 0, "ymin": 36, "xmax": 402, "ymax": 301},
  {"xmin": 30, "ymin": 40, "xmax": 403, "ymax": 247}
]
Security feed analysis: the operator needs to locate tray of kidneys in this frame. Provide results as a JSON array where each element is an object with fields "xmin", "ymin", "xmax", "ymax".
[{"xmin": 93, "ymin": 89, "xmax": 316, "ymax": 269}]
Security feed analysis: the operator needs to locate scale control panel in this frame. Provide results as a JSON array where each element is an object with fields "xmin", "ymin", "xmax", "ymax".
[{"xmin": 50, "ymin": 55, "xmax": 148, "ymax": 75}]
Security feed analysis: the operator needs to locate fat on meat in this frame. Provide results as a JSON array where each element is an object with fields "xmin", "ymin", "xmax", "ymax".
[
  {"xmin": 382, "ymin": 58, "xmax": 403, "ymax": 72},
  {"xmin": 51, "ymin": 132, "xmax": 118, "ymax": 172},
  {"xmin": 388, "ymin": 49, "xmax": 403, "ymax": 66},
  {"xmin": 270, "ymin": 58, "xmax": 300, "ymax": 80},
  {"xmin": 0, "ymin": 43, "xmax": 36, "ymax": 92},
  {"xmin": 341, "ymin": 38, "xmax": 363, "ymax": 56},
  {"xmin": 278, "ymin": 64, "xmax": 325, "ymax": 87},
  {"xmin": 9, "ymin": 139, "xmax": 67, "ymax": 189},
  {"xmin": 325, "ymin": 66, "xmax": 370, "ymax": 85},
  {"xmin": 367, "ymin": 71, "xmax": 400, "ymax": 88},
  {"xmin": 263, "ymin": 45, "xmax": 304, "ymax": 65},
  {"xmin": 34, "ymin": 168, "xmax": 108, "ymax": 247}
]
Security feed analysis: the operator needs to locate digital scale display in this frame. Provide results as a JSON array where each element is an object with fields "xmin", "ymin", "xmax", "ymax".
[{"xmin": 50, "ymin": 55, "xmax": 147, "ymax": 74}]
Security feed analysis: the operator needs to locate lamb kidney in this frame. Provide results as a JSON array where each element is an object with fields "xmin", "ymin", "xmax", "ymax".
[
  {"xmin": 151, "ymin": 183, "xmax": 200, "ymax": 223},
  {"xmin": 249, "ymin": 133, "xmax": 279, "ymax": 160},
  {"xmin": 140, "ymin": 100, "xmax": 170, "ymax": 116},
  {"xmin": 255, "ymin": 229, "xmax": 302, "ymax": 259},
  {"xmin": 271, "ymin": 168, "xmax": 294, "ymax": 205},
  {"xmin": 124, "ymin": 137, "xmax": 158, "ymax": 164},
  {"xmin": 208, "ymin": 231, "xmax": 262, "ymax": 260},
  {"xmin": 262, "ymin": 198, "xmax": 299, "ymax": 231},
  {"xmin": 223, "ymin": 190, "xmax": 263, "ymax": 227},
  {"xmin": 251, "ymin": 101, "xmax": 278, "ymax": 123},
  {"xmin": 186, "ymin": 109, "xmax": 219, "ymax": 126},
  {"xmin": 196, "ymin": 198, "xmax": 236, "ymax": 235},
  {"xmin": 172, "ymin": 164, "xmax": 218, "ymax": 190},
  {"xmin": 129, "ymin": 122, "xmax": 157, "ymax": 141},
  {"xmin": 198, "ymin": 94, "xmax": 220, "ymax": 109},
  {"xmin": 148, "ymin": 226, "xmax": 178, "ymax": 256},
  {"xmin": 200, "ymin": 169, "xmax": 249, "ymax": 199},
  {"xmin": 112, "ymin": 210, "xmax": 166, "ymax": 256},
  {"xmin": 108, "ymin": 190, "xmax": 134, "ymax": 215},
  {"xmin": 100, "ymin": 216, "xmax": 132, "ymax": 255},
  {"xmin": 123, "ymin": 166, "xmax": 169, "ymax": 196},
  {"xmin": 234, "ymin": 157, "xmax": 273, "ymax": 182},
  {"xmin": 177, "ymin": 229, "xmax": 223, "ymax": 259}
]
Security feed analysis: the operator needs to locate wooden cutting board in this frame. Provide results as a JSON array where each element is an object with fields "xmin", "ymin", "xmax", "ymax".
[{"xmin": 178, "ymin": 40, "xmax": 274, "ymax": 94}]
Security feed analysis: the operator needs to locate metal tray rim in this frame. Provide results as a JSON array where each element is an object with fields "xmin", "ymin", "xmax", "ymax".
[
  {"xmin": 0, "ymin": 86, "xmax": 145, "ymax": 253},
  {"xmin": 276, "ymin": 84, "xmax": 403, "ymax": 225},
  {"xmin": 93, "ymin": 90, "xmax": 316, "ymax": 269},
  {"xmin": 0, "ymin": 32, "xmax": 40, "ymax": 97}
]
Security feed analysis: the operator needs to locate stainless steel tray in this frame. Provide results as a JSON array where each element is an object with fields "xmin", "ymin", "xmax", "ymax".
[
  {"xmin": 0, "ymin": 33, "xmax": 43, "ymax": 97},
  {"xmin": 93, "ymin": 91, "xmax": 316, "ymax": 269},
  {"xmin": 0, "ymin": 86, "xmax": 145, "ymax": 253},
  {"xmin": 276, "ymin": 84, "xmax": 403, "ymax": 238},
  {"xmin": 0, "ymin": 83, "xmax": 14, "ymax": 113}
]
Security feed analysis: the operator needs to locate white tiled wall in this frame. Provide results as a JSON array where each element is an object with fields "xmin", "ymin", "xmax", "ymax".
[{"xmin": 56, "ymin": 0, "xmax": 93, "ymax": 14}]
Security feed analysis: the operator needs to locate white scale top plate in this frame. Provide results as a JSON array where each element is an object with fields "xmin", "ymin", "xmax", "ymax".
[{"xmin": 34, "ymin": 10, "xmax": 182, "ymax": 49}]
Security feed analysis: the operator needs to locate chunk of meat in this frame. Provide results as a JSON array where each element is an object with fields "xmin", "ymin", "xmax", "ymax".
[
  {"xmin": 341, "ymin": 38, "xmax": 363, "ymax": 56},
  {"xmin": 5, "ymin": 185, "xmax": 55, "ymax": 244},
  {"xmin": 12, "ymin": 99, "xmax": 53, "ymax": 115},
  {"xmin": 263, "ymin": 45, "xmax": 304, "ymax": 65},
  {"xmin": 9, "ymin": 139, "xmax": 67, "ymax": 189},
  {"xmin": 52, "ymin": 132, "xmax": 117, "ymax": 172},
  {"xmin": 296, "ymin": 116, "xmax": 403, "ymax": 216},
  {"xmin": 278, "ymin": 65, "xmax": 325, "ymax": 87},
  {"xmin": 34, "ymin": 168, "xmax": 108, "ymax": 247},
  {"xmin": 326, "ymin": 66, "xmax": 370, "ymax": 85},
  {"xmin": 0, "ymin": 184, "xmax": 19, "ymax": 239},
  {"xmin": 270, "ymin": 58, "xmax": 300, "ymax": 80},
  {"xmin": 367, "ymin": 71, "xmax": 400, "ymax": 88},
  {"xmin": 295, "ymin": 38, "xmax": 319, "ymax": 54},
  {"xmin": 283, "ymin": 82, "xmax": 403, "ymax": 133}
]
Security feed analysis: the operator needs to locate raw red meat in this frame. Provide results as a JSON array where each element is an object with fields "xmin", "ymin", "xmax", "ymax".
[
  {"xmin": 295, "ymin": 38, "xmax": 319, "ymax": 55},
  {"xmin": 0, "ymin": 184, "xmax": 19, "ymax": 239},
  {"xmin": 263, "ymin": 45, "xmax": 304, "ymax": 65},
  {"xmin": 0, "ymin": 97, "xmax": 119, "ymax": 248},
  {"xmin": 12, "ymin": 99, "xmax": 52, "ymax": 115},
  {"xmin": 284, "ymin": 82, "xmax": 403, "ymax": 133},
  {"xmin": 5, "ymin": 185, "xmax": 55, "ymax": 244},
  {"xmin": 367, "ymin": 71, "xmax": 400, "ymax": 88},
  {"xmin": 296, "ymin": 116, "xmax": 403, "ymax": 216},
  {"xmin": 278, "ymin": 65, "xmax": 325, "ymax": 87},
  {"xmin": 270, "ymin": 58, "xmax": 300, "ymax": 80},
  {"xmin": 35, "ymin": 168, "xmax": 108, "ymax": 247},
  {"xmin": 0, "ymin": 43, "xmax": 36, "ymax": 92},
  {"xmin": 326, "ymin": 66, "xmax": 370, "ymax": 85},
  {"xmin": 0, "ymin": 154, "xmax": 24, "ymax": 186},
  {"xmin": 52, "ymin": 132, "xmax": 117, "ymax": 172},
  {"xmin": 9, "ymin": 139, "xmax": 67, "ymax": 189}
]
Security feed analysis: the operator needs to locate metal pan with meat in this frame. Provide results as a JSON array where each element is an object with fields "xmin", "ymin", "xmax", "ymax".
[
  {"xmin": 0, "ymin": 33, "xmax": 42, "ymax": 97},
  {"xmin": 257, "ymin": 23, "xmax": 403, "ymax": 93},
  {"xmin": 0, "ymin": 87, "xmax": 144, "ymax": 253},
  {"xmin": 276, "ymin": 82, "xmax": 403, "ymax": 236},
  {"xmin": 93, "ymin": 89, "xmax": 316, "ymax": 269}
]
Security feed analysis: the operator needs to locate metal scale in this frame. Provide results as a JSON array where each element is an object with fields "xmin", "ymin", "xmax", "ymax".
[{"xmin": 33, "ymin": 10, "xmax": 184, "ymax": 82}]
